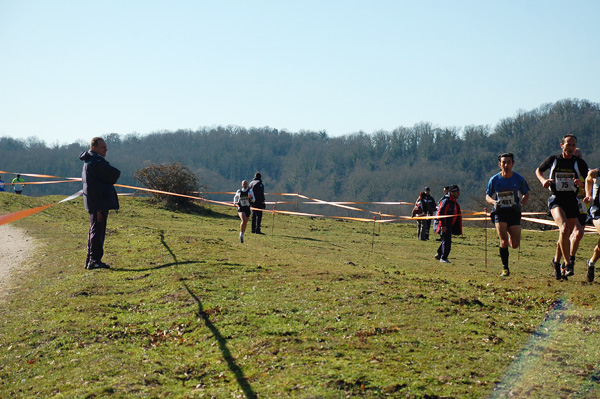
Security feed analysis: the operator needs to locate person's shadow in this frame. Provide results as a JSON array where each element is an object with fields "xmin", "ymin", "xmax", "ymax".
[
  {"xmin": 183, "ymin": 282, "xmax": 257, "ymax": 399},
  {"xmin": 163, "ymin": 231, "xmax": 257, "ymax": 398}
]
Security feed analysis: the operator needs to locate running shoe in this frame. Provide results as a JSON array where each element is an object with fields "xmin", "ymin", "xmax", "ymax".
[
  {"xmin": 551, "ymin": 260, "xmax": 562, "ymax": 280},
  {"xmin": 434, "ymin": 254, "xmax": 441, "ymax": 260},
  {"xmin": 587, "ymin": 259, "xmax": 595, "ymax": 283},
  {"xmin": 440, "ymin": 258, "xmax": 451, "ymax": 264},
  {"xmin": 501, "ymin": 267, "xmax": 510, "ymax": 277},
  {"xmin": 565, "ymin": 263, "xmax": 574, "ymax": 277}
]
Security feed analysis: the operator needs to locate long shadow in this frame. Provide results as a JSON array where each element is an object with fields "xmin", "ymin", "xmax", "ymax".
[
  {"xmin": 154, "ymin": 231, "xmax": 256, "ymax": 397},
  {"xmin": 115, "ymin": 231, "xmax": 204, "ymax": 272},
  {"xmin": 113, "ymin": 260, "xmax": 204, "ymax": 272},
  {"xmin": 183, "ymin": 282, "xmax": 257, "ymax": 399}
]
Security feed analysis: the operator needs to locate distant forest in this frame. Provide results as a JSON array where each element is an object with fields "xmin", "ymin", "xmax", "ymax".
[{"xmin": 1, "ymin": 99, "xmax": 599, "ymax": 212}]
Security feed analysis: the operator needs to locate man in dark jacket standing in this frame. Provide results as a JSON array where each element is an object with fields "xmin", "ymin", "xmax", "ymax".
[
  {"xmin": 435, "ymin": 185, "xmax": 462, "ymax": 263},
  {"xmin": 248, "ymin": 172, "xmax": 265, "ymax": 234},
  {"xmin": 80, "ymin": 137, "xmax": 121, "ymax": 269}
]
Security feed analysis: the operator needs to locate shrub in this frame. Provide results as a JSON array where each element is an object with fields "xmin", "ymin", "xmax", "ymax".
[{"xmin": 134, "ymin": 162, "xmax": 201, "ymax": 208}]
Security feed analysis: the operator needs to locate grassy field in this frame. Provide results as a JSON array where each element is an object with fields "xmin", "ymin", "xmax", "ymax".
[{"xmin": 1, "ymin": 194, "xmax": 600, "ymax": 398}]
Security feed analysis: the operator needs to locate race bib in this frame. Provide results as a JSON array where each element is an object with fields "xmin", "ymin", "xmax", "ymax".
[
  {"xmin": 555, "ymin": 172, "xmax": 576, "ymax": 192},
  {"xmin": 239, "ymin": 197, "xmax": 250, "ymax": 207},
  {"xmin": 496, "ymin": 191, "xmax": 515, "ymax": 208}
]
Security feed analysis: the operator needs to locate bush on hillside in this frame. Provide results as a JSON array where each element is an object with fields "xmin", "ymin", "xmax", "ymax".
[{"xmin": 134, "ymin": 162, "xmax": 201, "ymax": 208}]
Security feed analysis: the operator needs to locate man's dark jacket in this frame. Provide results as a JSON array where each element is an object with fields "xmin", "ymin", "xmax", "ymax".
[
  {"xmin": 79, "ymin": 150, "xmax": 121, "ymax": 212},
  {"xmin": 248, "ymin": 178, "xmax": 265, "ymax": 205}
]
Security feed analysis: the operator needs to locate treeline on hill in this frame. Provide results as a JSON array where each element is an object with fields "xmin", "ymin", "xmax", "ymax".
[{"xmin": 1, "ymin": 99, "xmax": 599, "ymax": 213}]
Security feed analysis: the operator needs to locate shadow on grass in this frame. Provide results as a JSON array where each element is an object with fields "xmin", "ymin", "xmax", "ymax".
[
  {"xmin": 113, "ymin": 260, "xmax": 205, "ymax": 272},
  {"xmin": 183, "ymin": 282, "xmax": 257, "ymax": 399},
  {"xmin": 151, "ymin": 230, "xmax": 256, "ymax": 397},
  {"xmin": 279, "ymin": 234, "xmax": 325, "ymax": 243},
  {"xmin": 115, "ymin": 231, "xmax": 204, "ymax": 271}
]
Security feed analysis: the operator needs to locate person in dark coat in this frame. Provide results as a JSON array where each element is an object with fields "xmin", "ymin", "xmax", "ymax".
[
  {"xmin": 417, "ymin": 186, "xmax": 436, "ymax": 240},
  {"xmin": 435, "ymin": 185, "xmax": 462, "ymax": 263},
  {"xmin": 79, "ymin": 137, "xmax": 121, "ymax": 270},
  {"xmin": 248, "ymin": 172, "xmax": 265, "ymax": 234}
]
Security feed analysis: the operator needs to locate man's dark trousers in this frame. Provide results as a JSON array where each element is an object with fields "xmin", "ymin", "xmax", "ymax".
[
  {"xmin": 88, "ymin": 210, "xmax": 108, "ymax": 263},
  {"xmin": 252, "ymin": 203, "xmax": 265, "ymax": 233},
  {"xmin": 436, "ymin": 230, "xmax": 452, "ymax": 260}
]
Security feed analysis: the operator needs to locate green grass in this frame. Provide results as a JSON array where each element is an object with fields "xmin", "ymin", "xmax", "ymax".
[{"xmin": 1, "ymin": 194, "xmax": 600, "ymax": 398}]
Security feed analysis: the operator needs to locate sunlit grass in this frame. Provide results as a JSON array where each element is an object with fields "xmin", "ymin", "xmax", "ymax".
[{"xmin": 1, "ymin": 194, "xmax": 600, "ymax": 398}]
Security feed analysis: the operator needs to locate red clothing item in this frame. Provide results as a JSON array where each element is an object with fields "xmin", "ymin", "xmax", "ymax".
[{"xmin": 435, "ymin": 195, "xmax": 462, "ymax": 235}]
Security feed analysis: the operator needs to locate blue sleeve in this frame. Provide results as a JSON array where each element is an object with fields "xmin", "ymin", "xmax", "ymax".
[
  {"xmin": 485, "ymin": 176, "xmax": 495, "ymax": 197},
  {"xmin": 519, "ymin": 175, "xmax": 530, "ymax": 195}
]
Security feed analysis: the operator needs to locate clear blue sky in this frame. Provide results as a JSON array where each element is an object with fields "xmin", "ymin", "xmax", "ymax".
[{"xmin": 1, "ymin": 0, "xmax": 599, "ymax": 145}]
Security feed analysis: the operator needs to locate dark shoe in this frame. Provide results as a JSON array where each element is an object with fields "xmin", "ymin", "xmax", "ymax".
[
  {"xmin": 552, "ymin": 260, "xmax": 562, "ymax": 280},
  {"xmin": 501, "ymin": 267, "xmax": 510, "ymax": 277},
  {"xmin": 84, "ymin": 259, "xmax": 96, "ymax": 270},
  {"xmin": 256, "ymin": 231, "xmax": 265, "ymax": 235},
  {"xmin": 565, "ymin": 263, "xmax": 574, "ymax": 277},
  {"xmin": 88, "ymin": 261, "xmax": 110, "ymax": 269},
  {"xmin": 96, "ymin": 261, "xmax": 111, "ymax": 269},
  {"xmin": 587, "ymin": 259, "xmax": 595, "ymax": 282},
  {"xmin": 434, "ymin": 254, "xmax": 441, "ymax": 260},
  {"xmin": 561, "ymin": 263, "xmax": 568, "ymax": 281},
  {"xmin": 440, "ymin": 258, "xmax": 451, "ymax": 264}
]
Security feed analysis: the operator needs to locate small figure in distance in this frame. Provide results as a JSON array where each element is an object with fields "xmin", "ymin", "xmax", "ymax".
[
  {"xmin": 0, "ymin": 175, "xmax": 5, "ymax": 192},
  {"xmin": 248, "ymin": 172, "xmax": 265, "ymax": 234},
  {"xmin": 434, "ymin": 185, "xmax": 462, "ymax": 264},
  {"xmin": 535, "ymin": 134, "xmax": 588, "ymax": 280},
  {"xmin": 583, "ymin": 166, "xmax": 600, "ymax": 282},
  {"xmin": 485, "ymin": 152, "xmax": 530, "ymax": 277},
  {"xmin": 233, "ymin": 180, "xmax": 254, "ymax": 243},
  {"xmin": 419, "ymin": 187, "xmax": 436, "ymax": 241},
  {"xmin": 412, "ymin": 191, "xmax": 426, "ymax": 238},
  {"xmin": 79, "ymin": 137, "xmax": 121, "ymax": 270},
  {"xmin": 11, "ymin": 174, "xmax": 25, "ymax": 195},
  {"xmin": 434, "ymin": 186, "xmax": 450, "ymax": 241}
]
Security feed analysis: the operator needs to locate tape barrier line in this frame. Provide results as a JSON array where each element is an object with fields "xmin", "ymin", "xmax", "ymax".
[
  {"xmin": 0, "ymin": 169, "xmax": 588, "ymax": 231},
  {"xmin": 0, "ymin": 190, "xmax": 83, "ymax": 227},
  {"xmin": 0, "ymin": 204, "xmax": 55, "ymax": 226}
]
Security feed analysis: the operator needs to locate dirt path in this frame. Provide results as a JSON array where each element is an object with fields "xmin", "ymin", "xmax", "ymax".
[{"xmin": 0, "ymin": 224, "xmax": 36, "ymax": 299}]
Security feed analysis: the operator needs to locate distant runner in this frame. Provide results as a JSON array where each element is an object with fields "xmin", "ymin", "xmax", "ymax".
[{"xmin": 485, "ymin": 153, "xmax": 530, "ymax": 277}]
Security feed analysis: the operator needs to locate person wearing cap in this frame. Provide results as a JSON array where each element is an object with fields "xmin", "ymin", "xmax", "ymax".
[
  {"xmin": 536, "ymin": 134, "xmax": 588, "ymax": 280},
  {"xmin": 485, "ymin": 153, "xmax": 530, "ymax": 277},
  {"xmin": 11, "ymin": 174, "xmax": 25, "ymax": 195},
  {"xmin": 248, "ymin": 172, "xmax": 265, "ymax": 234},
  {"xmin": 434, "ymin": 185, "xmax": 462, "ymax": 263},
  {"xmin": 415, "ymin": 186, "xmax": 436, "ymax": 241}
]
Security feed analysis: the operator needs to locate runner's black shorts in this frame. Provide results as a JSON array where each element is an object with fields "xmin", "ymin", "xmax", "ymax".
[
  {"xmin": 238, "ymin": 206, "xmax": 251, "ymax": 217},
  {"xmin": 491, "ymin": 207, "xmax": 521, "ymax": 227},
  {"xmin": 548, "ymin": 195, "xmax": 580, "ymax": 219}
]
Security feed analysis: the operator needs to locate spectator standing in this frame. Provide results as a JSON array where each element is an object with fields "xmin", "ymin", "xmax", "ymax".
[
  {"xmin": 485, "ymin": 153, "xmax": 530, "ymax": 277},
  {"xmin": 434, "ymin": 186, "xmax": 450, "ymax": 241},
  {"xmin": 419, "ymin": 187, "xmax": 436, "ymax": 241},
  {"xmin": 0, "ymin": 175, "xmax": 5, "ymax": 191},
  {"xmin": 79, "ymin": 137, "xmax": 121, "ymax": 270},
  {"xmin": 233, "ymin": 180, "xmax": 254, "ymax": 243},
  {"xmin": 412, "ymin": 191, "xmax": 426, "ymax": 239},
  {"xmin": 435, "ymin": 185, "xmax": 462, "ymax": 263},
  {"xmin": 11, "ymin": 174, "xmax": 25, "ymax": 195},
  {"xmin": 248, "ymin": 172, "xmax": 265, "ymax": 234},
  {"xmin": 536, "ymin": 134, "xmax": 588, "ymax": 280}
]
